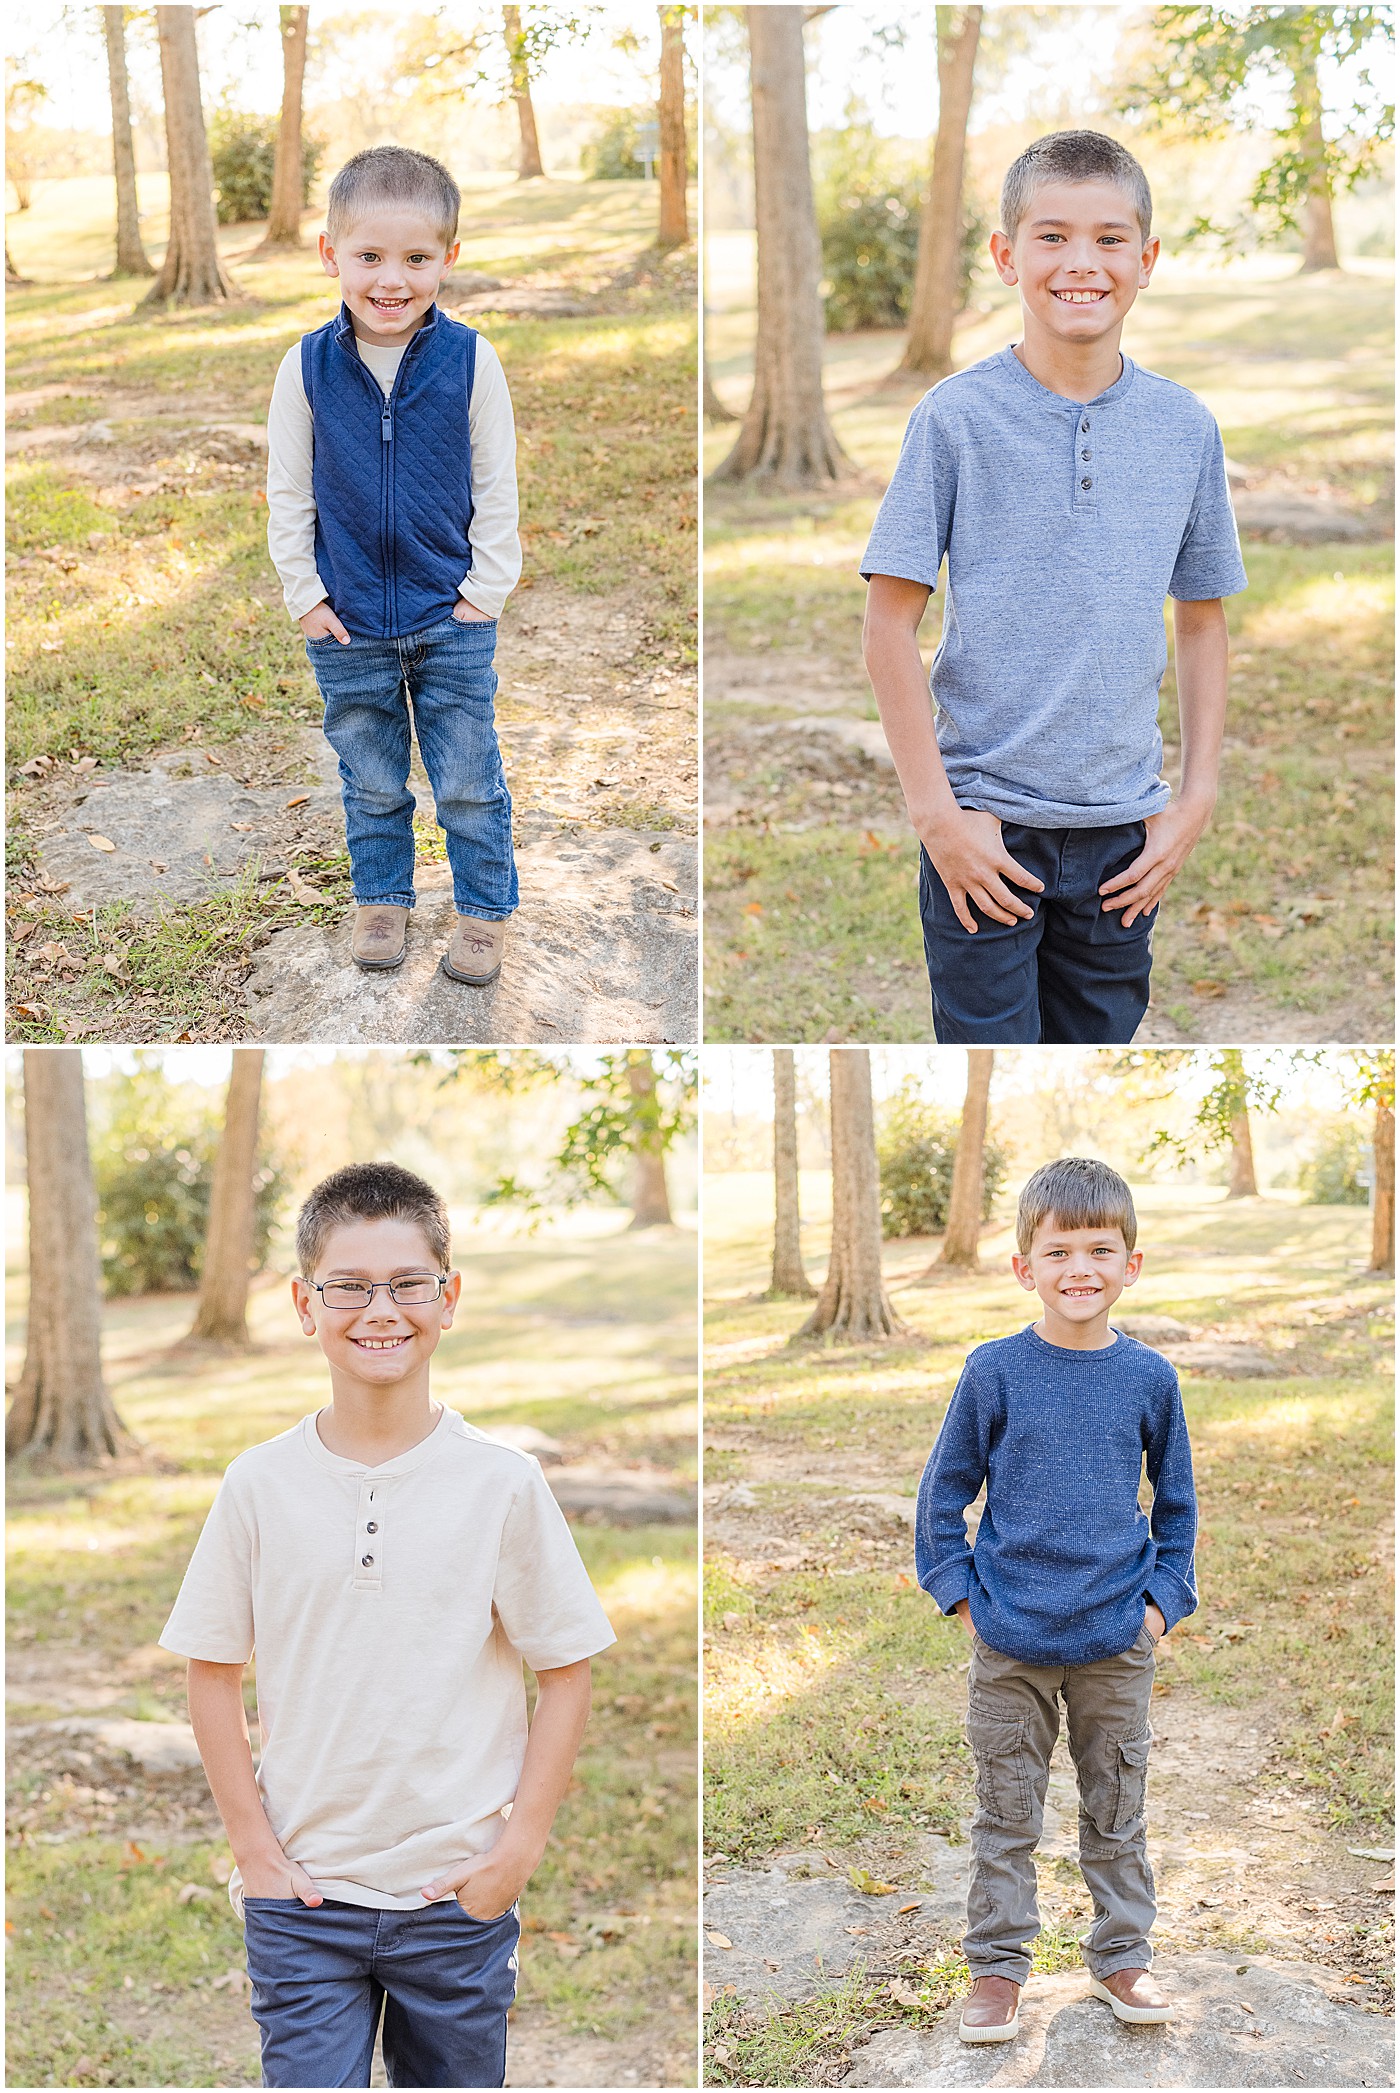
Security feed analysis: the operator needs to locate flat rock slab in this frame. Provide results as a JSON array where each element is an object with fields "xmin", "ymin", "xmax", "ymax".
[
  {"xmin": 243, "ymin": 832, "xmax": 696, "ymax": 1043},
  {"xmin": 14, "ymin": 1716, "xmax": 204, "ymax": 1775},
  {"xmin": 848, "ymin": 1954, "xmax": 1392, "ymax": 2087},
  {"xmin": 1231, "ymin": 490, "xmax": 1382, "ymax": 544},
  {"xmin": 1113, "ymin": 1316, "xmax": 1194, "ymax": 1344},
  {"xmin": 1160, "ymin": 1342, "xmax": 1276, "ymax": 1379},
  {"xmin": 547, "ymin": 1466, "xmax": 695, "ymax": 1526},
  {"xmin": 34, "ymin": 744, "xmax": 343, "ymax": 914}
]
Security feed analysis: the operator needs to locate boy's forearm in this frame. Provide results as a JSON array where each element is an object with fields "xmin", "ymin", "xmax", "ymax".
[
  {"xmin": 495, "ymin": 1661, "xmax": 593, "ymax": 1865},
  {"xmin": 185, "ymin": 1660, "xmax": 284, "ymax": 1867},
  {"xmin": 1171, "ymin": 598, "xmax": 1229, "ymax": 811},
  {"xmin": 862, "ymin": 590, "xmax": 959, "ymax": 827}
]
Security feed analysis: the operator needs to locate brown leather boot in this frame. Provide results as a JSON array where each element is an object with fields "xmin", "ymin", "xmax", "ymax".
[
  {"xmin": 350, "ymin": 903, "xmax": 409, "ymax": 970},
  {"xmin": 440, "ymin": 913, "xmax": 507, "ymax": 986},
  {"xmin": 958, "ymin": 1973, "xmax": 1021, "ymax": 2044},
  {"xmin": 1088, "ymin": 1968, "xmax": 1173, "ymax": 2023}
]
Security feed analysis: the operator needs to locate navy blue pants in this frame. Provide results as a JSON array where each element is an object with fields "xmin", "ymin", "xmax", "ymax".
[
  {"xmin": 242, "ymin": 1896, "xmax": 519, "ymax": 2089},
  {"xmin": 919, "ymin": 822, "xmax": 1155, "ymax": 1045}
]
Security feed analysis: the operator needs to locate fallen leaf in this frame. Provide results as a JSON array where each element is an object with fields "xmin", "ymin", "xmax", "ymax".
[
  {"xmin": 897, "ymin": 1900, "xmax": 922, "ymax": 1914},
  {"xmin": 285, "ymin": 794, "xmax": 310, "ymax": 809},
  {"xmin": 1370, "ymin": 1874, "xmax": 1394, "ymax": 1894},
  {"xmin": 285, "ymin": 867, "xmax": 323, "ymax": 906},
  {"xmin": 888, "ymin": 1979, "xmax": 925, "ymax": 2008},
  {"xmin": 230, "ymin": 822, "xmax": 253, "ymax": 833},
  {"xmin": 710, "ymin": 2043, "xmax": 731, "ymax": 2066},
  {"xmin": 1190, "ymin": 978, "xmax": 1227, "ymax": 998},
  {"xmin": 150, "ymin": 861, "xmax": 168, "ymax": 874},
  {"xmin": 177, "ymin": 1882, "xmax": 214, "ymax": 1904},
  {"xmin": 742, "ymin": 901, "xmax": 763, "ymax": 917},
  {"xmin": 36, "ymin": 873, "xmax": 70, "ymax": 893},
  {"xmin": 86, "ymin": 833, "xmax": 117, "ymax": 852},
  {"xmin": 1239, "ymin": 1999, "xmax": 1255, "ymax": 2013},
  {"xmin": 849, "ymin": 1865, "xmax": 896, "ymax": 1893},
  {"xmin": 706, "ymin": 1931, "xmax": 733, "ymax": 1950}
]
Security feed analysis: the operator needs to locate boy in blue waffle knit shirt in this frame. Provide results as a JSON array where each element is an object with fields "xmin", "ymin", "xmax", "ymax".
[
  {"xmin": 916, "ymin": 1156, "xmax": 1198, "ymax": 2046},
  {"xmin": 266, "ymin": 145, "xmax": 522, "ymax": 986}
]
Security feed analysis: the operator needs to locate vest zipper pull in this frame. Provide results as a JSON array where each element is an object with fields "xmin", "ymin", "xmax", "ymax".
[{"xmin": 381, "ymin": 406, "xmax": 392, "ymax": 442}]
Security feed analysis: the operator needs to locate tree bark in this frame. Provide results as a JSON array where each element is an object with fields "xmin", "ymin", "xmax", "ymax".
[
  {"xmin": 657, "ymin": 4, "xmax": 689, "ymax": 250},
  {"xmin": 769, "ymin": 1048, "xmax": 813, "ymax": 1297},
  {"xmin": 1226, "ymin": 1107, "xmax": 1258, "ymax": 1198},
  {"xmin": 799, "ymin": 1051, "xmax": 907, "ymax": 1342},
  {"xmin": 104, "ymin": 6, "xmax": 154, "ymax": 276},
  {"xmin": 502, "ymin": 6, "xmax": 545, "ymax": 181},
  {"xmin": 710, "ymin": 6, "xmax": 854, "ymax": 488},
  {"xmin": 8, "ymin": 1051, "xmax": 133, "ymax": 1470},
  {"xmin": 6, "ymin": 242, "xmax": 30, "ymax": 285},
  {"xmin": 258, "ymin": 5, "xmax": 310, "ymax": 251},
  {"xmin": 143, "ymin": 5, "xmax": 237, "ymax": 307},
  {"xmin": 189, "ymin": 1050, "xmax": 265, "ymax": 1345},
  {"xmin": 1293, "ymin": 41, "xmax": 1338, "ymax": 272},
  {"xmin": 1370, "ymin": 1095, "xmax": 1394, "ymax": 1275},
  {"xmin": 899, "ymin": 4, "xmax": 981, "ymax": 380},
  {"xmin": 937, "ymin": 1048, "xmax": 993, "ymax": 1270},
  {"xmin": 627, "ymin": 1053, "xmax": 674, "ymax": 1228},
  {"xmin": 704, "ymin": 354, "xmax": 737, "ymax": 422}
]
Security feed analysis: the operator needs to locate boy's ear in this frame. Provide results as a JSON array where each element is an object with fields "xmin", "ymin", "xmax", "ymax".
[
  {"xmin": 291, "ymin": 1275, "xmax": 317, "ymax": 1333},
  {"xmin": 1009, "ymin": 1251, "xmax": 1037, "ymax": 1292},
  {"xmin": 1138, "ymin": 235, "xmax": 1161, "ymax": 288},
  {"xmin": 1121, "ymin": 1250, "xmax": 1145, "ymax": 1288},
  {"xmin": 988, "ymin": 228, "xmax": 1017, "ymax": 286},
  {"xmin": 318, "ymin": 231, "xmax": 340, "ymax": 279}
]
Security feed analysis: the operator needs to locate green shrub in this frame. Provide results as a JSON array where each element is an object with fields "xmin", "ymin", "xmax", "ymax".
[
  {"xmin": 1297, "ymin": 1122, "xmax": 1371, "ymax": 1206},
  {"xmin": 208, "ymin": 107, "xmax": 323, "ymax": 225},
  {"xmin": 877, "ymin": 1080, "xmax": 1008, "ymax": 1239},
  {"xmin": 814, "ymin": 123, "xmax": 986, "ymax": 333},
  {"xmin": 90, "ymin": 1070, "xmax": 285, "ymax": 1296},
  {"xmin": 580, "ymin": 103, "xmax": 697, "ymax": 182}
]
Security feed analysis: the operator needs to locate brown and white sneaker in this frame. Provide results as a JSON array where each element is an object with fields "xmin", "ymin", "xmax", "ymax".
[
  {"xmin": 440, "ymin": 913, "xmax": 507, "ymax": 986},
  {"xmin": 350, "ymin": 903, "xmax": 409, "ymax": 970},
  {"xmin": 1087, "ymin": 1968, "xmax": 1174, "ymax": 2023},
  {"xmin": 958, "ymin": 1974, "xmax": 1021, "ymax": 2044}
]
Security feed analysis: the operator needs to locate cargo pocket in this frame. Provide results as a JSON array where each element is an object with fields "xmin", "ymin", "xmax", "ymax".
[
  {"xmin": 967, "ymin": 1710, "xmax": 1032, "ymax": 1827},
  {"xmin": 1110, "ymin": 1728, "xmax": 1153, "ymax": 1834}
]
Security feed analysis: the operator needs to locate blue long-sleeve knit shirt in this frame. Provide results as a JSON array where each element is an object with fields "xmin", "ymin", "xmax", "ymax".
[{"xmin": 915, "ymin": 1325, "xmax": 1198, "ymax": 1665}]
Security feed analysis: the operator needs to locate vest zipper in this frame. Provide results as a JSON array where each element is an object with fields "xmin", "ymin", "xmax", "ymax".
[{"xmin": 380, "ymin": 323, "xmax": 433, "ymax": 636}]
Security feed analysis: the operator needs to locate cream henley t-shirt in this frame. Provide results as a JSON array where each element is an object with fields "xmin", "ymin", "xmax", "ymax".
[{"xmin": 160, "ymin": 1405, "xmax": 615, "ymax": 1914}]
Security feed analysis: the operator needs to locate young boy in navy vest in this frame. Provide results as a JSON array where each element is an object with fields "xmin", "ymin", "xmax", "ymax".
[
  {"xmin": 862, "ymin": 132, "xmax": 1247, "ymax": 1043},
  {"xmin": 917, "ymin": 1157, "xmax": 1198, "ymax": 2045},
  {"xmin": 267, "ymin": 145, "xmax": 521, "ymax": 983}
]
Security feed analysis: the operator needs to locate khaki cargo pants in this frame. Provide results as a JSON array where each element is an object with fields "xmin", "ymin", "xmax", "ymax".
[{"xmin": 964, "ymin": 1624, "xmax": 1157, "ymax": 1985}]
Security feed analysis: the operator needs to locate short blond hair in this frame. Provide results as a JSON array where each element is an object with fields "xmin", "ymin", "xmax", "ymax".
[
  {"xmin": 326, "ymin": 145, "xmax": 460, "ymax": 251},
  {"xmin": 1016, "ymin": 1157, "xmax": 1137, "ymax": 1256},
  {"xmin": 1000, "ymin": 130, "xmax": 1152, "ymax": 245}
]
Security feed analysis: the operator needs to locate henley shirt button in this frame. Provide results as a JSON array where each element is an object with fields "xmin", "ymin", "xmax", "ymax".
[
  {"xmin": 1081, "ymin": 448, "xmax": 1091, "ymax": 460},
  {"xmin": 366, "ymin": 1522, "xmax": 378, "ymax": 1533},
  {"xmin": 1081, "ymin": 477, "xmax": 1093, "ymax": 490},
  {"xmin": 361, "ymin": 1554, "xmax": 374, "ymax": 1566}
]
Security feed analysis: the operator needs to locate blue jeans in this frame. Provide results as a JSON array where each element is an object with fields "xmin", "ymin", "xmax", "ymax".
[
  {"xmin": 919, "ymin": 822, "xmax": 1155, "ymax": 1045},
  {"xmin": 242, "ymin": 1896, "xmax": 519, "ymax": 2089},
  {"xmin": 305, "ymin": 615, "xmax": 518, "ymax": 919}
]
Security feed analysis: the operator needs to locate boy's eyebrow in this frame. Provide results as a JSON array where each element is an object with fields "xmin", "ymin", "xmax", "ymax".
[
  {"xmin": 1029, "ymin": 216, "xmax": 1136, "ymax": 232},
  {"xmin": 320, "ymin": 1264, "xmax": 442, "ymax": 1278}
]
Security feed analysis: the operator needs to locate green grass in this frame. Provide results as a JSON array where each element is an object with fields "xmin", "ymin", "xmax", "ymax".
[
  {"xmin": 6, "ymin": 1217, "xmax": 697, "ymax": 2086},
  {"xmin": 702, "ymin": 260, "xmax": 1393, "ymax": 1042},
  {"xmin": 703, "ymin": 1177, "xmax": 1393, "ymax": 1862}
]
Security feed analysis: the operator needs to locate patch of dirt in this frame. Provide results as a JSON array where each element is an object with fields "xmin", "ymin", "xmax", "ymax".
[{"xmin": 507, "ymin": 2018, "xmax": 696, "ymax": 2087}]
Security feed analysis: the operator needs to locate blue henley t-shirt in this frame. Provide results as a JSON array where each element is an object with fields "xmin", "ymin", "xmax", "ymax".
[
  {"xmin": 861, "ymin": 347, "xmax": 1248, "ymax": 828},
  {"xmin": 915, "ymin": 1325, "xmax": 1199, "ymax": 1666}
]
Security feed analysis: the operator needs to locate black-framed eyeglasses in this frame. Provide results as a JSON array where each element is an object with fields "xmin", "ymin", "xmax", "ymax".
[{"xmin": 310, "ymin": 1274, "xmax": 450, "ymax": 1309}]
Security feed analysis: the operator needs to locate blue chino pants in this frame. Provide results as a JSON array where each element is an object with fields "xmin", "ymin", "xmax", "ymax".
[
  {"xmin": 305, "ymin": 614, "xmax": 518, "ymax": 920},
  {"xmin": 242, "ymin": 1896, "xmax": 519, "ymax": 2089},
  {"xmin": 918, "ymin": 821, "xmax": 1155, "ymax": 1045}
]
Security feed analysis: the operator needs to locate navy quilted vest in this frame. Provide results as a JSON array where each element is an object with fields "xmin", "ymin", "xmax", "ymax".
[{"xmin": 301, "ymin": 300, "xmax": 478, "ymax": 639}]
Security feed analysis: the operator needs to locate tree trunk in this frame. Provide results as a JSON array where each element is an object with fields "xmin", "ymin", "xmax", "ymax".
[
  {"xmin": 769, "ymin": 1048, "xmax": 813, "ymax": 1297},
  {"xmin": 627, "ymin": 1053, "xmax": 673, "ymax": 1228},
  {"xmin": 258, "ymin": 5, "xmax": 309, "ymax": 251},
  {"xmin": 8, "ymin": 1051, "xmax": 133, "ymax": 1470},
  {"xmin": 657, "ymin": 4, "xmax": 689, "ymax": 250},
  {"xmin": 502, "ymin": 6, "xmax": 545, "ymax": 181},
  {"xmin": 104, "ymin": 5, "xmax": 154, "ymax": 277},
  {"xmin": 189, "ymin": 1050, "xmax": 265, "ymax": 1345},
  {"xmin": 1370, "ymin": 1096, "xmax": 1394, "ymax": 1275},
  {"xmin": 710, "ymin": 6, "xmax": 854, "ymax": 488},
  {"xmin": 1226, "ymin": 1107, "xmax": 1258, "ymax": 1198},
  {"xmin": 799, "ymin": 1051, "xmax": 907, "ymax": 1342},
  {"xmin": 899, "ymin": 4, "xmax": 981, "ymax": 380},
  {"xmin": 704, "ymin": 354, "xmax": 737, "ymax": 422},
  {"xmin": 937, "ymin": 1048, "xmax": 993, "ymax": 1270},
  {"xmin": 143, "ymin": 5, "xmax": 238, "ymax": 308},
  {"xmin": 6, "ymin": 242, "xmax": 30, "ymax": 285},
  {"xmin": 1293, "ymin": 42, "xmax": 1338, "ymax": 272}
]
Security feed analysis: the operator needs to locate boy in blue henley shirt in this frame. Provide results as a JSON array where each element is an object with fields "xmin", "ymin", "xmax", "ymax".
[
  {"xmin": 916, "ymin": 1156, "xmax": 1198, "ymax": 2044},
  {"xmin": 862, "ymin": 131, "xmax": 1247, "ymax": 1046}
]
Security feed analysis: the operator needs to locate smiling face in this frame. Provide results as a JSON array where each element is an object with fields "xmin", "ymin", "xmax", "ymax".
[
  {"xmin": 292, "ymin": 1215, "xmax": 460, "ymax": 1394},
  {"xmin": 990, "ymin": 177, "xmax": 1158, "ymax": 352},
  {"xmin": 319, "ymin": 208, "xmax": 460, "ymax": 347},
  {"xmin": 1011, "ymin": 1212, "xmax": 1142, "ymax": 1333}
]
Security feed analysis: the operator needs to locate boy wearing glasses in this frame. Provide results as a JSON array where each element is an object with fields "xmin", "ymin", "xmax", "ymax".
[{"xmin": 160, "ymin": 1162, "xmax": 613, "ymax": 2090}]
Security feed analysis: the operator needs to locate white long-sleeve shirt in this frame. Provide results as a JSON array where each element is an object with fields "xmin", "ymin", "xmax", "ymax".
[{"xmin": 265, "ymin": 326, "xmax": 522, "ymax": 625}]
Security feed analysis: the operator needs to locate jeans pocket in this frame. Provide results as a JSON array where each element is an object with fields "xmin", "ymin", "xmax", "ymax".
[
  {"xmin": 967, "ymin": 1711, "xmax": 1033, "ymax": 1826},
  {"xmin": 1110, "ymin": 1729, "xmax": 1153, "ymax": 1834}
]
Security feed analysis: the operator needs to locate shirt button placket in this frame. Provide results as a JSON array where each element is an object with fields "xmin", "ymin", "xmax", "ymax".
[
  {"xmin": 1076, "ymin": 414, "xmax": 1094, "ymax": 507},
  {"xmin": 354, "ymin": 1479, "xmax": 385, "ymax": 1591}
]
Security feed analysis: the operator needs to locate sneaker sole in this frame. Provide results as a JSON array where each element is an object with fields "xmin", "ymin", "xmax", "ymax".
[
  {"xmin": 1086, "ymin": 1976, "xmax": 1173, "ymax": 2023},
  {"xmin": 439, "ymin": 956, "xmax": 502, "ymax": 986},
  {"xmin": 958, "ymin": 2014, "xmax": 1019, "ymax": 2044}
]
